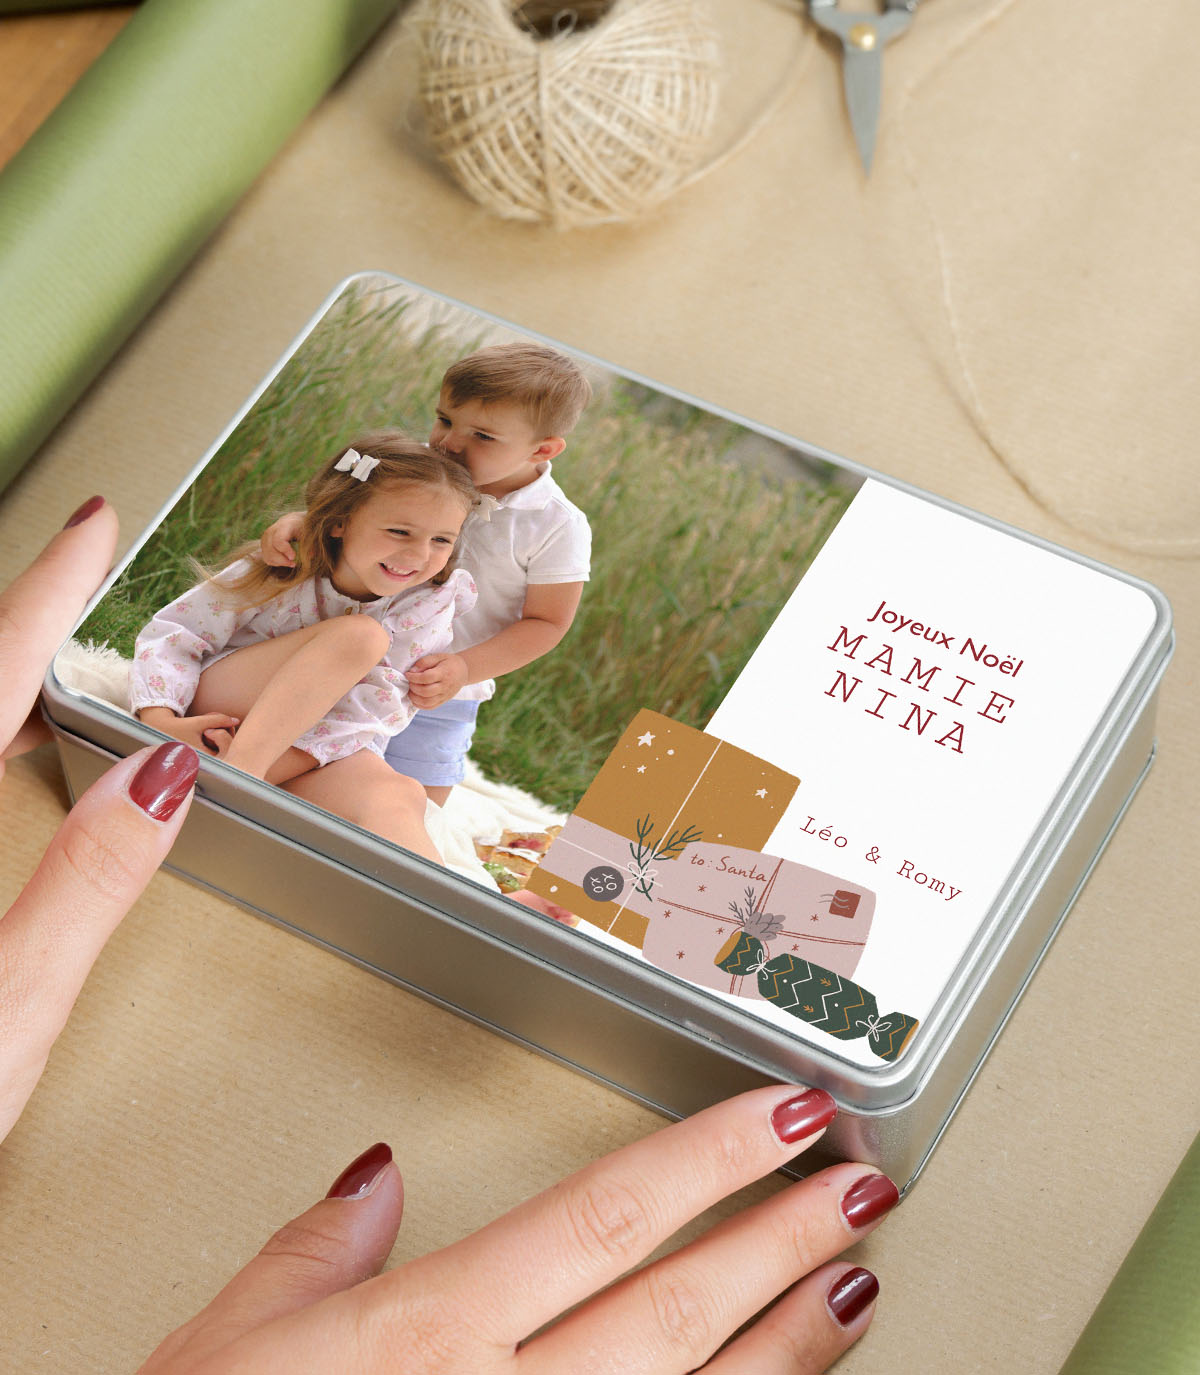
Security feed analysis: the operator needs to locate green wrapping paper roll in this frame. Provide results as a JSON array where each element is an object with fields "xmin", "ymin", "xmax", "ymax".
[
  {"xmin": 1059, "ymin": 1132, "xmax": 1200, "ymax": 1374},
  {"xmin": 0, "ymin": 0, "xmax": 403, "ymax": 492}
]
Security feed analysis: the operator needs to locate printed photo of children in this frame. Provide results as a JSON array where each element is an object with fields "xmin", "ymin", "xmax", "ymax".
[{"xmin": 70, "ymin": 276, "xmax": 861, "ymax": 896}]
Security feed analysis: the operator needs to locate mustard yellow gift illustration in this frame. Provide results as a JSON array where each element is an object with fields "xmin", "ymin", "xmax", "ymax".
[{"xmin": 525, "ymin": 709, "xmax": 798, "ymax": 947}]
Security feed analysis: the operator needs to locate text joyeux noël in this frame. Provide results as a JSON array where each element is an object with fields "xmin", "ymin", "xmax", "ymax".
[{"xmin": 822, "ymin": 598, "xmax": 1026, "ymax": 756}]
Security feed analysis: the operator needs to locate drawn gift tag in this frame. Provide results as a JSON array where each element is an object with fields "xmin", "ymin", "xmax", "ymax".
[
  {"xmin": 641, "ymin": 843, "xmax": 875, "ymax": 995},
  {"xmin": 526, "ymin": 709, "xmax": 799, "ymax": 947}
]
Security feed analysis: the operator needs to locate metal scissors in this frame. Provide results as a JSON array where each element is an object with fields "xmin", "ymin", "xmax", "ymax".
[{"xmin": 808, "ymin": 0, "xmax": 919, "ymax": 173}]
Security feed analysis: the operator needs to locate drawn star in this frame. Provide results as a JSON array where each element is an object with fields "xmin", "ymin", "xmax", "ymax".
[
  {"xmin": 810, "ymin": 914, "xmax": 820, "ymax": 922},
  {"xmin": 637, "ymin": 732, "xmax": 655, "ymax": 747},
  {"xmin": 637, "ymin": 765, "xmax": 646, "ymax": 774},
  {"xmin": 716, "ymin": 927, "xmax": 725, "ymax": 936},
  {"xmin": 697, "ymin": 884, "xmax": 707, "ymax": 892},
  {"xmin": 791, "ymin": 944, "xmax": 800, "ymax": 952},
  {"xmin": 755, "ymin": 788, "xmax": 767, "ymax": 798},
  {"xmin": 676, "ymin": 951, "xmax": 686, "ymax": 960}
]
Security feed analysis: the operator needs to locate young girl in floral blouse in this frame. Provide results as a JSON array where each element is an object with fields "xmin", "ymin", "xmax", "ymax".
[{"xmin": 130, "ymin": 435, "xmax": 477, "ymax": 795}]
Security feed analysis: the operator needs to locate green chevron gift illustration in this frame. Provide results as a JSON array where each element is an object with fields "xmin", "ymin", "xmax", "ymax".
[{"xmin": 715, "ymin": 930, "xmax": 918, "ymax": 1062}]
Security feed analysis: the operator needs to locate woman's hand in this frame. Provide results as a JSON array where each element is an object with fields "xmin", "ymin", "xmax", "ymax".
[
  {"xmin": 0, "ymin": 497, "xmax": 201, "ymax": 1140},
  {"xmin": 141, "ymin": 1085, "xmax": 895, "ymax": 1374},
  {"xmin": 2, "ymin": 499, "xmax": 895, "ymax": 1373}
]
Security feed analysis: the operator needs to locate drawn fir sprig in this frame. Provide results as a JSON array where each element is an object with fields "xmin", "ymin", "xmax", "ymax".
[
  {"xmin": 729, "ymin": 884, "xmax": 786, "ymax": 941},
  {"xmin": 628, "ymin": 814, "xmax": 703, "ymax": 898}
]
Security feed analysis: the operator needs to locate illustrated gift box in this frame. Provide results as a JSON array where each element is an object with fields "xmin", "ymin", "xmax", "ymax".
[
  {"xmin": 641, "ymin": 842, "xmax": 875, "ymax": 994},
  {"xmin": 526, "ymin": 710, "xmax": 799, "ymax": 946}
]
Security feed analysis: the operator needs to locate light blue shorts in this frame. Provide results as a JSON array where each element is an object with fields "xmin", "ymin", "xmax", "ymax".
[{"xmin": 383, "ymin": 698, "xmax": 480, "ymax": 787}]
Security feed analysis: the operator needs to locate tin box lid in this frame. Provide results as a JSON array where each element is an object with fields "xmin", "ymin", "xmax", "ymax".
[{"xmin": 41, "ymin": 271, "xmax": 1176, "ymax": 1115}]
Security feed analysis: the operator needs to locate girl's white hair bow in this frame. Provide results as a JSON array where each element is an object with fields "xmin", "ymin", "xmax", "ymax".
[{"xmin": 334, "ymin": 448, "xmax": 381, "ymax": 482}]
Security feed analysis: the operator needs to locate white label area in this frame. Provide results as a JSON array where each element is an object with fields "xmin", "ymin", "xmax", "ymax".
[{"xmin": 700, "ymin": 479, "xmax": 1159, "ymax": 1065}]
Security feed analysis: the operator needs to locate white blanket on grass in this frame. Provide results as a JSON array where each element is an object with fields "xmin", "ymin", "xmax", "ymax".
[{"xmin": 53, "ymin": 640, "xmax": 563, "ymax": 888}]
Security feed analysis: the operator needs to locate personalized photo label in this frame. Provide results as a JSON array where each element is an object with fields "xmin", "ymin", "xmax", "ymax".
[{"xmin": 55, "ymin": 276, "xmax": 1160, "ymax": 1069}]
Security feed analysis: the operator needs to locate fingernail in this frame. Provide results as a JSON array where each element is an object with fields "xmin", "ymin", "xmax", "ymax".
[
  {"xmin": 63, "ymin": 495, "xmax": 105, "ymax": 529},
  {"xmin": 828, "ymin": 1267, "xmax": 879, "ymax": 1326},
  {"xmin": 770, "ymin": 1087, "xmax": 838, "ymax": 1144},
  {"xmin": 327, "ymin": 1142, "xmax": 393, "ymax": 1200},
  {"xmin": 841, "ymin": 1173, "xmax": 900, "ymax": 1229},
  {"xmin": 128, "ymin": 743, "xmax": 199, "ymax": 821}
]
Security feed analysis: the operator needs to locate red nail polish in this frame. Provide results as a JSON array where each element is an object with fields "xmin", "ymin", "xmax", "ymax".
[
  {"xmin": 770, "ymin": 1088, "xmax": 838, "ymax": 1144},
  {"xmin": 128, "ymin": 743, "xmax": 199, "ymax": 821},
  {"xmin": 828, "ymin": 1267, "xmax": 879, "ymax": 1326},
  {"xmin": 841, "ymin": 1173, "xmax": 900, "ymax": 1229},
  {"xmin": 327, "ymin": 1142, "xmax": 393, "ymax": 1199},
  {"xmin": 63, "ymin": 495, "xmax": 105, "ymax": 529}
]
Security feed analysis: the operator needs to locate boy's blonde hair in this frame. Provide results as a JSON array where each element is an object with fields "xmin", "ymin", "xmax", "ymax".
[
  {"xmin": 210, "ymin": 433, "xmax": 477, "ymax": 606},
  {"xmin": 442, "ymin": 342, "xmax": 592, "ymax": 439}
]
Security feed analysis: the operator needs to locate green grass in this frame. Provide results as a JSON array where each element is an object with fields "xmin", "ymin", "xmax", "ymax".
[{"xmin": 82, "ymin": 278, "xmax": 854, "ymax": 812}]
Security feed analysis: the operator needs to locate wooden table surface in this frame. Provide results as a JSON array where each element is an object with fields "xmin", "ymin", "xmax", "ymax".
[{"xmin": 0, "ymin": 5, "xmax": 135, "ymax": 169}]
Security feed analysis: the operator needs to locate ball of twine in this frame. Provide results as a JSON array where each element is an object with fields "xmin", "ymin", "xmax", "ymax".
[{"xmin": 409, "ymin": 0, "xmax": 723, "ymax": 229}]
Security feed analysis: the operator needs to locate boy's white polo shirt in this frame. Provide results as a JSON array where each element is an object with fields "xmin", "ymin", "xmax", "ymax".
[{"xmin": 449, "ymin": 461, "xmax": 591, "ymax": 702}]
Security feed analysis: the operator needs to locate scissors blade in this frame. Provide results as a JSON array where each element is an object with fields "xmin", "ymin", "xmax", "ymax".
[{"xmin": 841, "ymin": 43, "xmax": 884, "ymax": 173}]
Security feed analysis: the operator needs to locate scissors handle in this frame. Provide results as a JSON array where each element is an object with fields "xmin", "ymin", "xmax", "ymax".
[
  {"xmin": 810, "ymin": 0, "xmax": 916, "ymax": 13},
  {"xmin": 809, "ymin": 2, "xmax": 916, "ymax": 48}
]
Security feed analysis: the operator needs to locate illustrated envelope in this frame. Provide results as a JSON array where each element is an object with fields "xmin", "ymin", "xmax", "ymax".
[
  {"xmin": 641, "ymin": 843, "xmax": 875, "ymax": 995},
  {"xmin": 526, "ymin": 709, "xmax": 799, "ymax": 947}
]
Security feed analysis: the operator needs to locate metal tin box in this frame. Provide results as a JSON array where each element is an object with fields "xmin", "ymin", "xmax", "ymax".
[{"xmin": 43, "ymin": 274, "xmax": 1173, "ymax": 1192}]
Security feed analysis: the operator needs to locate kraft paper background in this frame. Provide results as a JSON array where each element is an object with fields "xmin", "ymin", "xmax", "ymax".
[{"xmin": 0, "ymin": 2, "xmax": 1197, "ymax": 1371}]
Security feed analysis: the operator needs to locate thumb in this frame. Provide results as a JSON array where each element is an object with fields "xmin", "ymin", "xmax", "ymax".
[{"xmin": 140, "ymin": 1144, "xmax": 403, "ymax": 1372}]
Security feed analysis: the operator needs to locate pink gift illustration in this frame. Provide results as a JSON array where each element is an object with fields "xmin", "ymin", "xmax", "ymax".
[{"xmin": 641, "ymin": 843, "xmax": 875, "ymax": 995}]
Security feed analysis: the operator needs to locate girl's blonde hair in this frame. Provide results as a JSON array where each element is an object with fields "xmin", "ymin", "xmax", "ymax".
[{"xmin": 210, "ymin": 433, "xmax": 477, "ymax": 606}]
